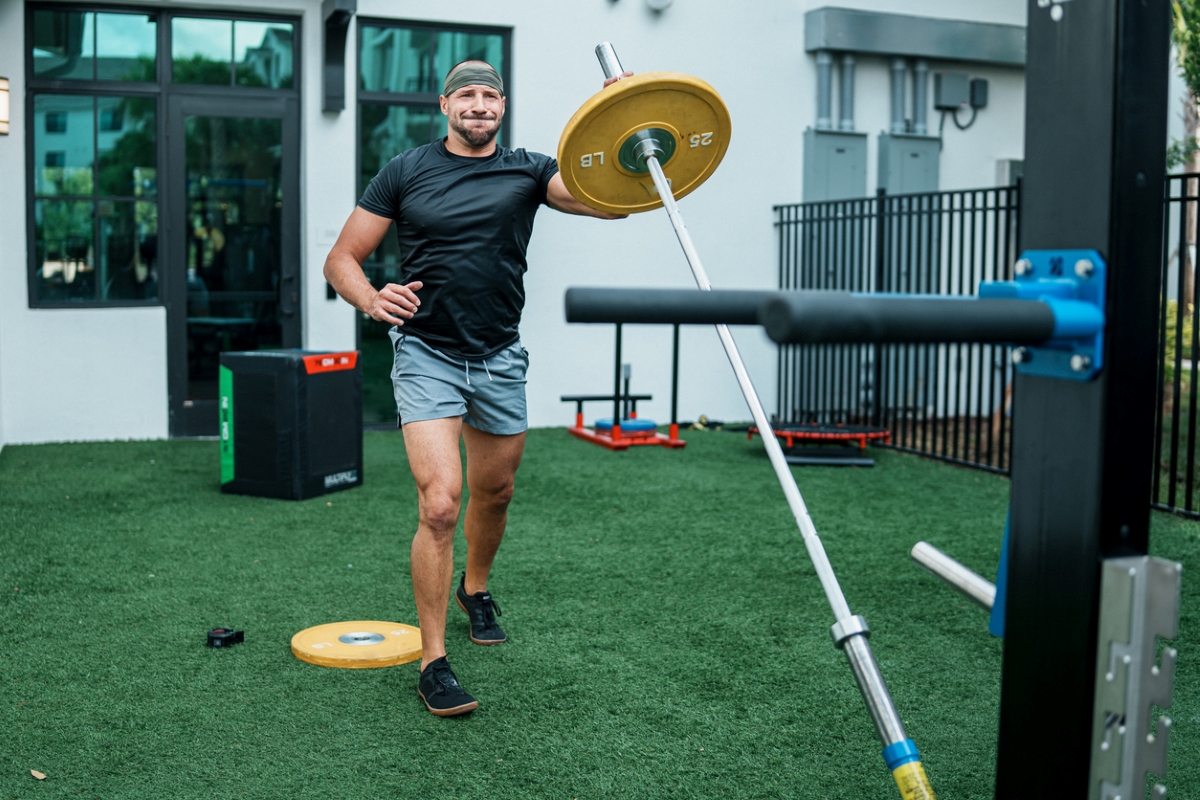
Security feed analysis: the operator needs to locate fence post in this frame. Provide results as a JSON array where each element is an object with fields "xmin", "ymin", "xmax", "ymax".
[{"xmin": 872, "ymin": 187, "xmax": 887, "ymax": 426}]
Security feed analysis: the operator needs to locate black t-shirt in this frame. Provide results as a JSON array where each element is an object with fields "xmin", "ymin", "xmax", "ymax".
[{"xmin": 358, "ymin": 139, "xmax": 559, "ymax": 359}]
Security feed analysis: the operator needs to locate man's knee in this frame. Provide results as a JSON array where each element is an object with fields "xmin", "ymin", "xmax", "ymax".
[
  {"xmin": 471, "ymin": 479, "xmax": 515, "ymax": 511},
  {"xmin": 419, "ymin": 490, "xmax": 461, "ymax": 535}
]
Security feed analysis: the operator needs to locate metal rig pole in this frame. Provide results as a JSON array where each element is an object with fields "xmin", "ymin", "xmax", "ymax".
[{"xmin": 595, "ymin": 43, "xmax": 935, "ymax": 800}]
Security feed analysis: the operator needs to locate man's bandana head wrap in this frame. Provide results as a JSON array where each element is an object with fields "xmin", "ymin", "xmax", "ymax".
[{"xmin": 443, "ymin": 62, "xmax": 504, "ymax": 97}]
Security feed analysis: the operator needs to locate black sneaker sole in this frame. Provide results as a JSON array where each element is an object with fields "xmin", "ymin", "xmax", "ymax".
[
  {"xmin": 417, "ymin": 687, "xmax": 478, "ymax": 717},
  {"xmin": 455, "ymin": 595, "xmax": 508, "ymax": 646}
]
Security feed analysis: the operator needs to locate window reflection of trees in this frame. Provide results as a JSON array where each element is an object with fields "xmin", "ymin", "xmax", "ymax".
[
  {"xmin": 33, "ymin": 93, "xmax": 158, "ymax": 302},
  {"xmin": 171, "ymin": 18, "xmax": 295, "ymax": 88}
]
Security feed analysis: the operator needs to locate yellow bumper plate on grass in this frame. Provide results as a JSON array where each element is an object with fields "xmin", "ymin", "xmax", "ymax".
[
  {"xmin": 291, "ymin": 620, "xmax": 421, "ymax": 669},
  {"xmin": 558, "ymin": 71, "xmax": 732, "ymax": 215}
]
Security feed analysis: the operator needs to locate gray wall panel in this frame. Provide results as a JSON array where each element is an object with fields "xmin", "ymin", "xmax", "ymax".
[{"xmin": 806, "ymin": 7, "xmax": 1025, "ymax": 67}]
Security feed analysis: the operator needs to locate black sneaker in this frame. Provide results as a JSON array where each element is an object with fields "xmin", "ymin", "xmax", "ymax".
[
  {"xmin": 417, "ymin": 656, "xmax": 478, "ymax": 717},
  {"xmin": 455, "ymin": 573, "xmax": 507, "ymax": 645}
]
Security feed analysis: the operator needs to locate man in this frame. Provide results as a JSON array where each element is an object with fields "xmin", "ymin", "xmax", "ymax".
[{"xmin": 323, "ymin": 60, "xmax": 627, "ymax": 716}]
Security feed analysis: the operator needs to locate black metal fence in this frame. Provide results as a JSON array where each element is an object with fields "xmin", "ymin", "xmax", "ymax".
[
  {"xmin": 776, "ymin": 177, "xmax": 1200, "ymax": 518},
  {"xmin": 775, "ymin": 185, "xmax": 1022, "ymax": 473},
  {"xmin": 1155, "ymin": 174, "xmax": 1200, "ymax": 517}
]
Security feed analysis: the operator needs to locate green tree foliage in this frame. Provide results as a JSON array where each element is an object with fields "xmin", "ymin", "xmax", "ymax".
[
  {"xmin": 1163, "ymin": 300, "xmax": 1195, "ymax": 386},
  {"xmin": 1168, "ymin": 136, "xmax": 1200, "ymax": 170},
  {"xmin": 1170, "ymin": 1, "xmax": 1200, "ymax": 169},
  {"xmin": 1175, "ymin": 0, "xmax": 1200, "ymax": 97}
]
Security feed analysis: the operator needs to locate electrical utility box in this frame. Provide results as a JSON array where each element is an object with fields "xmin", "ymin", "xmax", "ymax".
[
  {"xmin": 934, "ymin": 72, "xmax": 970, "ymax": 109},
  {"xmin": 803, "ymin": 128, "xmax": 868, "ymax": 202},
  {"xmin": 877, "ymin": 134, "xmax": 940, "ymax": 194},
  {"xmin": 219, "ymin": 350, "xmax": 363, "ymax": 500},
  {"xmin": 970, "ymin": 78, "xmax": 989, "ymax": 109}
]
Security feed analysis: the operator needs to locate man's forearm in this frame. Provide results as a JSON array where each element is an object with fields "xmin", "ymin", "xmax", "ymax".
[{"xmin": 324, "ymin": 250, "xmax": 378, "ymax": 314}]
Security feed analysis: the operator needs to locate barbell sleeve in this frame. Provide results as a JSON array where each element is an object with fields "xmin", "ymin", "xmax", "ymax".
[{"xmin": 595, "ymin": 43, "xmax": 625, "ymax": 81}]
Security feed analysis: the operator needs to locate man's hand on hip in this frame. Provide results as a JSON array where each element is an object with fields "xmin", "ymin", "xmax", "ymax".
[{"xmin": 371, "ymin": 281, "xmax": 424, "ymax": 325}]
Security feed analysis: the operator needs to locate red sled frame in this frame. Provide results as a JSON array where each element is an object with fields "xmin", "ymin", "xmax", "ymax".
[
  {"xmin": 561, "ymin": 323, "xmax": 686, "ymax": 451},
  {"xmin": 747, "ymin": 422, "xmax": 891, "ymax": 451}
]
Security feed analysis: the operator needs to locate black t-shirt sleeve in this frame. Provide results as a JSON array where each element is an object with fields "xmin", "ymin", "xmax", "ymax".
[
  {"xmin": 535, "ymin": 153, "xmax": 559, "ymax": 204},
  {"xmin": 358, "ymin": 155, "xmax": 404, "ymax": 219}
]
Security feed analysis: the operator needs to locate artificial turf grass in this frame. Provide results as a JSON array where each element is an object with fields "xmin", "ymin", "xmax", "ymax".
[{"xmin": 0, "ymin": 430, "xmax": 1194, "ymax": 799}]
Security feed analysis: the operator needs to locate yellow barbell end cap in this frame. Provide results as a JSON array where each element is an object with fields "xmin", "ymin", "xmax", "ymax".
[
  {"xmin": 558, "ymin": 71, "xmax": 732, "ymax": 215},
  {"xmin": 892, "ymin": 761, "xmax": 936, "ymax": 800},
  {"xmin": 291, "ymin": 620, "xmax": 422, "ymax": 669}
]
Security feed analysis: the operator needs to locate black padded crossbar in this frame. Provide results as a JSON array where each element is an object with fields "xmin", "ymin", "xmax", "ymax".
[
  {"xmin": 565, "ymin": 287, "xmax": 1057, "ymax": 345},
  {"xmin": 564, "ymin": 288, "xmax": 775, "ymax": 325},
  {"xmin": 760, "ymin": 293, "xmax": 1055, "ymax": 344}
]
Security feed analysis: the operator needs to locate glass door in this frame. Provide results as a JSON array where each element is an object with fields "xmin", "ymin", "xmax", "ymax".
[{"xmin": 167, "ymin": 95, "xmax": 299, "ymax": 436}]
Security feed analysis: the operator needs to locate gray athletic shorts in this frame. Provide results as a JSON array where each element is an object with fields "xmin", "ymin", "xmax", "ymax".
[{"xmin": 388, "ymin": 330, "xmax": 529, "ymax": 435}]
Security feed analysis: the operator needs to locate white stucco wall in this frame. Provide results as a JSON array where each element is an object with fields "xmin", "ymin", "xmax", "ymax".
[
  {"xmin": 0, "ymin": 0, "xmax": 1056, "ymax": 442},
  {"xmin": 0, "ymin": 0, "xmax": 170, "ymax": 445}
]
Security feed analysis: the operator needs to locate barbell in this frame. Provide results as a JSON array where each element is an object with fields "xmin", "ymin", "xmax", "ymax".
[
  {"xmin": 559, "ymin": 45, "xmax": 937, "ymax": 800},
  {"xmin": 557, "ymin": 67, "xmax": 731, "ymax": 214}
]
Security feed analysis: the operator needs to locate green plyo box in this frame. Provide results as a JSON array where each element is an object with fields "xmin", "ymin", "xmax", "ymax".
[{"xmin": 219, "ymin": 350, "xmax": 363, "ymax": 500}]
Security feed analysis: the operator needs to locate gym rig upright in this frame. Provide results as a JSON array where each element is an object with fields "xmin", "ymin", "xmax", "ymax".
[{"xmin": 556, "ymin": 0, "xmax": 1182, "ymax": 796}]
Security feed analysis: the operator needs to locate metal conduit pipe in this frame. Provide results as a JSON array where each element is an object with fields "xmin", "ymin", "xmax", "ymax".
[
  {"xmin": 839, "ymin": 53, "xmax": 856, "ymax": 131},
  {"xmin": 816, "ymin": 50, "xmax": 834, "ymax": 130},
  {"xmin": 913, "ymin": 59, "xmax": 929, "ymax": 136},
  {"xmin": 889, "ymin": 57, "xmax": 908, "ymax": 134}
]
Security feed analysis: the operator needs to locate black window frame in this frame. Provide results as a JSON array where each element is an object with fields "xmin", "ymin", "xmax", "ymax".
[
  {"xmin": 355, "ymin": 17, "xmax": 512, "ymax": 273},
  {"xmin": 24, "ymin": 3, "xmax": 302, "ymax": 309}
]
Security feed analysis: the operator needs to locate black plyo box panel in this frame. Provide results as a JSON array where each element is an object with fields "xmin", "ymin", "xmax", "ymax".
[{"xmin": 219, "ymin": 350, "xmax": 363, "ymax": 500}]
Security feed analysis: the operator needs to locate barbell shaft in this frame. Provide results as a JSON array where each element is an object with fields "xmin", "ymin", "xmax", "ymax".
[
  {"xmin": 911, "ymin": 542, "xmax": 997, "ymax": 611},
  {"xmin": 643, "ymin": 152, "xmax": 915, "ymax": 753}
]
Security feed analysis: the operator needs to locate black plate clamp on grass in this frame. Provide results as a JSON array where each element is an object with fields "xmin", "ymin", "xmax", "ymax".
[{"xmin": 207, "ymin": 628, "xmax": 245, "ymax": 647}]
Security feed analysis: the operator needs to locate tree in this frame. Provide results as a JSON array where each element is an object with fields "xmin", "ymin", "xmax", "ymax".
[{"xmin": 1172, "ymin": 0, "xmax": 1200, "ymax": 303}]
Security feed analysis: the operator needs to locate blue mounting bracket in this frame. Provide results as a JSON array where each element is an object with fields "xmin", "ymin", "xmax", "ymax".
[{"xmin": 978, "ymin": 249, "xmax": 1107, "ymax": 381}]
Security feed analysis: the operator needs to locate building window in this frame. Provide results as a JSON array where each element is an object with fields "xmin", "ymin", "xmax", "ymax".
[
  {"xmin": 31, "ymin": 93, "xmax": 158, "ymax": 303},
  {"xmin": 26, "ymin": 5, "xmax": 299, "ymax": 307},
  {"xmin": 44, "ymin": 111, "xmax": 67, "ymax": 132},
  {"xmin": 32, "ymin": 9, "xmax": 157, "ymax": 82},
  {"xmin": 171, "ymin": 17, "xmax": 294, "ymax": 88}
]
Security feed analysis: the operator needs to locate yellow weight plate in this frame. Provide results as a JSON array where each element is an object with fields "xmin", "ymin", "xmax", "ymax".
[
  {"xmin": 558, "ymin": 72, "xmax": 732, "ymax": 215},
  {"xmin": 291, "ymin": 620, "xmax": 422, "ymax": 669}
]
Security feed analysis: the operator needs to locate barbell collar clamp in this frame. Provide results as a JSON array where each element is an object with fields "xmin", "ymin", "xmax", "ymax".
[
  {"xmin": 619, "ymin": 128, "xmax": 676, "ymax": 173},
  {"xmin": 831, "ymin": 615, "xmax": 871, "ymax": 649}
]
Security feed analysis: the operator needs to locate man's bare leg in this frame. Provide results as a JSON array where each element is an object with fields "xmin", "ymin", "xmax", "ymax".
[
  {"xmin": 403, "ymin": 416, "xmax": 465, "ymax": 671},
  {"xmin": 461, "ymin": 424, "xmax": 526, "ymax": 595}
]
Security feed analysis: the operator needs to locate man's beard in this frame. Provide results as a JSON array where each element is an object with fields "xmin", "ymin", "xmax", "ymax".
[
  {"xmin": 451, "ymin": 114, "xmax": 500, "ymax": 147},
  {"xmin": 453, "ymin": 113, "xmax": 501, "ymax": 148}
]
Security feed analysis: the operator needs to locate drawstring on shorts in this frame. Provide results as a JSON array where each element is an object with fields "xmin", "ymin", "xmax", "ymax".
[{"xmin": 463, "ymin": 357, "xmax": 494, "ymax": 386}]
